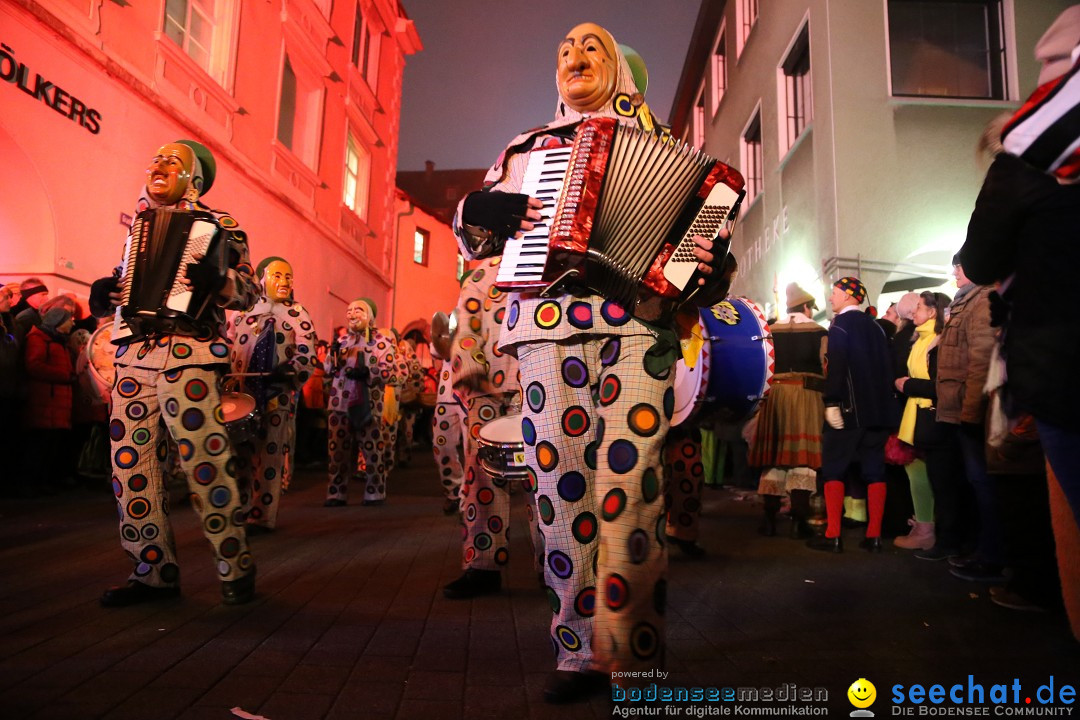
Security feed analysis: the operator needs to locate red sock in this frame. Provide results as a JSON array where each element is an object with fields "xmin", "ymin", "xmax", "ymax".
[
  {"xmin": 824, "ymin": 480, "xmax": 845, "ymax": 538},
  {"xmin": 867, "ymin": 482, "xmax": 887, "ymax": 538}
]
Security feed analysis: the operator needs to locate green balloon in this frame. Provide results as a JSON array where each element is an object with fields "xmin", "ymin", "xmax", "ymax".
[{"xmin": 619, "ymin": 44, "xmax": 649, "ymax": 95}]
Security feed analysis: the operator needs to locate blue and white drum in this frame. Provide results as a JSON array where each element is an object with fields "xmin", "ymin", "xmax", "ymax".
[{"xmin": 671, "ymin": 297, "xmax": 774, "ymax": 426}]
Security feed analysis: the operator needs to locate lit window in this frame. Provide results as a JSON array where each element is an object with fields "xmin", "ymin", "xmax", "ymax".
[
  {"xmin": 736, "ymin": 0, "xmax": 759, "ymax": 57},
  {"xmin": 711, "ymin": 22, "xmax": 727, "ymax": 114},
  {"xmin": 887, "ymin": 0, "xmax": 1010, "ymax": 100},
  {"xmin": 276, "ymin": 53, "xmax": 323, "ymax": 169},
  {"xmin": 780, "ymin": 21, "xmax": 812, "ymax": 154},
  {"xmin": 414, "ymin": 228, "xmax": 430, "ymax": 266},
  {"xmin": 740, "ymin": 109, "xmax": 763, "ymax": 204},
  {"xmin": 692, "ymin": 84, "xmax": 706, "ymax": 149},
  {"xmin": 164, "ymin": 0, "xmax": 234, "ymax": 85},
  {"xmin": 343, "ymin": 133, "xmax": 371, "ymax": 220},
  {"xmin": 351, "ymin": 3, "xmax": 382, "ymax": 90}
]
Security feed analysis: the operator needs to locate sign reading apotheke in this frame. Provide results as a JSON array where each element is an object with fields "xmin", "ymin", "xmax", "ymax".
[{"xmin": 1, "ymin": 41, "xmax": 102, "ymax": 134}]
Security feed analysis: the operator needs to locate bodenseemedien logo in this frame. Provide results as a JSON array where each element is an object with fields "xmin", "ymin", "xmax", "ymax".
[{"xmin": 849, "ymin": 678, "xmax": 878, "ymax": 717}]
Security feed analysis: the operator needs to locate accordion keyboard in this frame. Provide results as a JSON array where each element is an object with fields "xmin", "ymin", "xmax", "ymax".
[{"xmin": 495, "ymin": 146, "xmax": 572, "ymax": 287}]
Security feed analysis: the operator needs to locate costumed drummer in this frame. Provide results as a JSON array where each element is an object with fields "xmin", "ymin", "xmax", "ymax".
[
  {"xmin": 227, "ymin": 256, "xmax": 317, "ymax": 533},
  {"xmin": 441, "ymin": 256, "xmax": 527, "ymax": 598},
  {"xmin": 324, "ymin": 298, "xmax": 407, "ymax": 506},
  {"xmin": 431, "ymin": 297, "xmax": 467, "ymax": 515},
  {"xmin": 89, "ymin": 140, "xmax": 260, "ymax": 607},
  {"xmin": 453, "ymin": 24, "xmax": 737, "ymax": 702}
]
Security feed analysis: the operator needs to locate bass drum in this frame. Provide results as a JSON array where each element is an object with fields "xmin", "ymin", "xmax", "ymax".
[
  {"xmin": 671, "ymin": 297, "xmax": 774, "ymax": 427},
  {"xmin": 85, "ymin": 324, "xmax": 116, "ymax": 405}
]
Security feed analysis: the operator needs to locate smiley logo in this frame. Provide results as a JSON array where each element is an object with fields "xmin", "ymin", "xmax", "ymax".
[{"xmin": 848, "ymin": 678, "xmax": 877, "ymax": 715}]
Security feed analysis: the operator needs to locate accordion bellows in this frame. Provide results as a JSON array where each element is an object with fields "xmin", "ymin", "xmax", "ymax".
[
  {"xmin": 115, "ymin": 207, "xmax": 226, "ymax": 340},
  {"xmin": 496, "ymin": 117, "xmax": 745, "ymax": 322}
]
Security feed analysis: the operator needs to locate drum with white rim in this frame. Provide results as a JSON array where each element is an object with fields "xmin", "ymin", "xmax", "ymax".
[
  {"xmin": 85, "ymin": 324, "xmax": 116, "ymax": 404},
  {"xmin": 220, "ymin": 391, "xmax": 258, "ymax": 445},
  {"xmin": 476, "ymin": 413, "xmax": 527, "ymax": 483},
  {"xmin": 671, "ymin": 297, "xmax": 774, "ymax": 426}
]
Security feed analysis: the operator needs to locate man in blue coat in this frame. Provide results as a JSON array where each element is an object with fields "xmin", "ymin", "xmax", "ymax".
[{"xmin": 808, "ymin": 277, "xmax": 896, "ymax": 553}]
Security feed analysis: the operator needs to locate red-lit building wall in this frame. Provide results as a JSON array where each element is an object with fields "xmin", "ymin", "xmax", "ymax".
[
  {"xmin": 389, "ymin": 189, "xmax": 467, "ymax": 338},
  {"xmin": 0, "ymin": 0, "xmax": 421, "ymax": 338}
]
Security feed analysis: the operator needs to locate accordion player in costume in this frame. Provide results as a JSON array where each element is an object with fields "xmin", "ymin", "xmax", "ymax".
[
  {"xmin": 452, "ymin": 23, "xmax": 739, "ymax": 703},
  {"xmin": 89, "ymin": 140, "xmax": 260, "ymax": 607}
]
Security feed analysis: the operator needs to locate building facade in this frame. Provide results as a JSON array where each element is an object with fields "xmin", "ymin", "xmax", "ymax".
[
  {"xmin": 1, "ymin": 0, "xmax": 421, "ymax": 335},
  {"xmin": 669, "ymin": 0, "xmax": 1071, "ymax": 317}
]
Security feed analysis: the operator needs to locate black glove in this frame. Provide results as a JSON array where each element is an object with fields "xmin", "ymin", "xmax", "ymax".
[
  {"xmin": 185, "ymin": 260, "xmax": 227, "ymax": 296},
  {"xmin": 344, "ymin": 365, "xmax": 370, "ymax": 381},
  {"xmin": 462, "ymin": 190, "xmax": 531, "ymax": 236},
  {"xmin": 89, "ymin": 276, "xmax": 120, "ymax": 318}
]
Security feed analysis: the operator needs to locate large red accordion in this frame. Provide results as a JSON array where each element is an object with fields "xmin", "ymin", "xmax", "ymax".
[{"xmin": 495, "ymin": 117, "xmax": 745, "ymax": 321}]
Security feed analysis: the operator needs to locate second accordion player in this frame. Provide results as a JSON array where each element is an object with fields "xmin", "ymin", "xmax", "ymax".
[{"xmin": 496, "ymin": 116, "xmax": 746, "ymax": 322}]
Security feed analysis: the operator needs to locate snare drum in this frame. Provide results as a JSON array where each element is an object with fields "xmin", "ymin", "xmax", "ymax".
[
  {"xmin": 220, "ymin": 392, "xmax": 258, "ymax": 445},
  {"xmin": 476, "ymin": 413, "xmax": 527, "ymax": 484},
  {"xmin": 671, "ymin": 297, "xmax": 774, "ymax": 426}
]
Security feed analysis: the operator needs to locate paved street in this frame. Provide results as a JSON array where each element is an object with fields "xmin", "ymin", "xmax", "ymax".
[{"xmin": 1, "ymin": 450, "xmax": 1077, "ymax": 719}]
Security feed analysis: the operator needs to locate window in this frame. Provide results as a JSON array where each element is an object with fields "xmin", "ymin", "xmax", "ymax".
[
  {"xmin": 691, "ymin": 84, "xmax": 706, "ymax": 149},
  {"xmin": 887, "ymin": 0, "xmax": 1010, "ymax": 100},
  {"xmin": 276, "ymin": 52, "xmax": 323, "ymax": 169},
  {"xmin": 779, "ymin": 21, "xmax": 812, "ymax": 153},
  {"xmin": 740, "ymin": 108, "xmax": 763, "ymax": 204},
  {"xmin": 164, "ymin": 0, "xmax": 234, "ymax": 85},
  {"xmin": 413, "ymin": 228, "xmax": 430, "ymax": 266},
  {"xmin": 343, "ymin": 133, "xmax": 371, "ymax": 220},
  {"xmin": 351, "ymin": 3, "xmax": 382, "ymax": 90},
  {"xmin": 736, "ymin": 0, "xmax": 759, "ymax": 57},
  {"xmin": 711, "ymin": 22, "xmax": 728, "ymax": 114}
]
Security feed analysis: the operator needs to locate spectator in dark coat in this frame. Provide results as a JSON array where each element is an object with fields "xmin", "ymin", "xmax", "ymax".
[{"xmin": 13, "ymin": 277, "xmax": 49, "ymax": 346}]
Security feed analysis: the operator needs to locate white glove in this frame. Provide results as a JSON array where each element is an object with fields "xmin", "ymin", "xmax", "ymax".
[{"xmin": 825, "ymin": 406, "xmax": 844, "ymax": 430}]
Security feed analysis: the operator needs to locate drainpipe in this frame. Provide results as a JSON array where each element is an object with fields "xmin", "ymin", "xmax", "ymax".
[{"xmin": 391, "ymin": 196, "xmax": 416, "ymax": 329}]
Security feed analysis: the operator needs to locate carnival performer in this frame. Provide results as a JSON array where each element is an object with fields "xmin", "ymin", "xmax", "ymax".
[
  {"xmin": 395, "ymin": 334, "xmax": 424, "ymax": 467},
  {"xmin": 807, "ymin": 277, "xmax": 896, "ymax": 554},
  {"xmin": 748, "ymin": 283, "xmax": 827, "ymax": 539},
  {"xmin": 89, "ymin": 140, "xmax": 259, "ymax": 606},
  {"xmin": 452, "ymin": 23, "xmax": 736, "ymax": 702},
  {"xmin": 227, "ymin": 256, "xmax": 317, "ymax": 533},
  {"xmin": 442, "ymin": 256, "xmax": 524, "ymax": 598},
  {"xmin": 431, "ymin": 328, "xmax": 466, "ymax": 515},
  {"xmin": 324, "ymin": 298, "xmax": 407, "ymax": 506}
]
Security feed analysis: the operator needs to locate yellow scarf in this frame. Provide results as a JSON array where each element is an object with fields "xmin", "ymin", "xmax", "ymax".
[{"xmin": 898, "ymin": 318, "xmax": 936, "ymax": 445}]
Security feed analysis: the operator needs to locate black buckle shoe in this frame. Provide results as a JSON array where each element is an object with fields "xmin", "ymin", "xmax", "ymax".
[
  {"xmin": 790, "ymin": 519, "xmax": 814, "ymax": 540},
  {"xmin": 100, "ymin": 581, "xmax": 180, "ymax": 608},
  {"xmin": 442, "ymin": 569, "xmax": 501, "ymax": 599},
  {"xmin": 858, "ymin": 536, "xmax": 883, "ymax": 553},
  {"xmin": 667, "ymin": 536, "xmax": 706, "ymax": 557},
  {"xmin": 222, "ymin": 568, "xmax": 256, "ymax": 605},
  {"xmin": 542, "ymin": 670, "xmax": 608, "ymax": 704},
  {"xmin": 806, "ymin": 535, "xmax": 843, "ymax": 553}
]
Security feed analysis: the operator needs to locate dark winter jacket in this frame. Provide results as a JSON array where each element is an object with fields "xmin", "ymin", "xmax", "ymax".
[
  {"xmin": 959, "ymin": 152, "xmax": 1080, "ymax": 430},
  {"xmin": 823, "ymin": 308, "xmax": 897, "ymax": 429}
]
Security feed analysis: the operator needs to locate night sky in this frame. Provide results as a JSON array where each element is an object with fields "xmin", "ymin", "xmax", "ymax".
[{"xmin": 397, "ymin": 0, "xmax": 702, "ymax": 171}]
